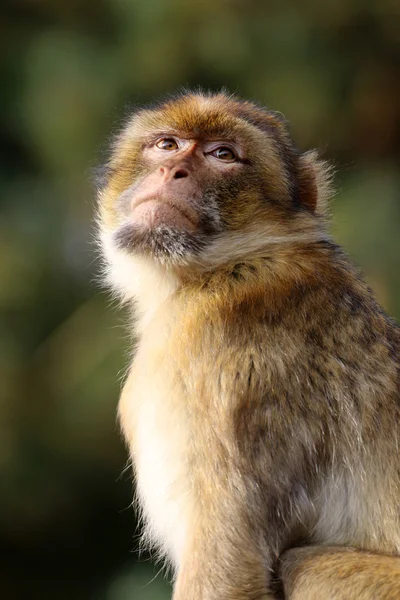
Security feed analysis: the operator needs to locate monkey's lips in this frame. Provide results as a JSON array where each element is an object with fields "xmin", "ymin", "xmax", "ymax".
[{"xmin": 131, "ymin": 198, "xmax": 197, "ymax": 231}]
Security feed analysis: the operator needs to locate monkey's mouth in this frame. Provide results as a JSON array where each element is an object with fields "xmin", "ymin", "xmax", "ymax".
[
  {"xmin": 114, "ymin": 195, "xmax": 217, "ymax": 261},
  {"xmin": 131, "ymin": 198, "xmax": 198, "ymax": 232}
]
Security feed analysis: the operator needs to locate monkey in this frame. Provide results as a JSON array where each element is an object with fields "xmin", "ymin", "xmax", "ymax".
[{"xmin": 97, "ymin": 91, "xmax": 400, "ymax": 599}]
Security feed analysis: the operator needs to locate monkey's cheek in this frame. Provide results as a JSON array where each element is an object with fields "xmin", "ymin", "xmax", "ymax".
[{"xmin": 132, "ymin": 200, "xmax": 197, "ymax": 232}]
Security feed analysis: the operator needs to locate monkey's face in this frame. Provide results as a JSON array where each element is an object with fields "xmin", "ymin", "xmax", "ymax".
[
  {"xmin": 99, "ymin": 93, "xmax": 328, "ymax": 294},
  {"xmin": 108, "ymin": 133, "xmax": 247, "ymax": 261}
]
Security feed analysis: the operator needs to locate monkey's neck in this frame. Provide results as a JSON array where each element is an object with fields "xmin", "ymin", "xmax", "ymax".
[{"xmin": 131, "ymin": 239, "xmax": 344, "ymax": 335}]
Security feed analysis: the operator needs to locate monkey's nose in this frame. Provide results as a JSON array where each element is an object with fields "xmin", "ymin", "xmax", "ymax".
[
  {"xmin": 173, "ymin": 168, "xmax": 189, "ymax": 179},
  {"xmin": 159, "ymin": 165, "xmax": 189, "ymax": 181}
]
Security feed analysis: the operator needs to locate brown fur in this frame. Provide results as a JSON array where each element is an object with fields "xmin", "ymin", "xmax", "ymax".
[
  {"xmin": 281, "ymin": 547, "xmax": 400, "ymax": 599},
  {"xmin": 98, "ymin": 91, "xmax": 400, "ymax": 599}
]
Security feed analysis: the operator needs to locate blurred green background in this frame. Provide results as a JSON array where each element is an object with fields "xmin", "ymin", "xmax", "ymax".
[{"xmin": 1, "ymin": 1, "xmax": 399, "ymax": 599}]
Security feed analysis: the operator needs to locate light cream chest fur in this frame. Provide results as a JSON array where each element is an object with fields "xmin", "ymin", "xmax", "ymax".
[{"xmin": 119, "ymin": 311, "xmax": 192, "ymax": 568}]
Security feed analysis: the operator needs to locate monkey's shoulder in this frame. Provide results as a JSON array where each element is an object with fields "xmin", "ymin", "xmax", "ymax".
[{"xmin": 175, "ymin": 258, "xmax": 400, "ymax": 410}]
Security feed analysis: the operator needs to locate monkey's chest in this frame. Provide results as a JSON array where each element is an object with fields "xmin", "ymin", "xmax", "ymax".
[{"xmin": 121, "ymin": 351, "xmax": 191, "ymax": 567}]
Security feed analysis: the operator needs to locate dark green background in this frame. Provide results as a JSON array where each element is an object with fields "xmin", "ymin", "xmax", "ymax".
[{"xmin": 1, "ymin": 1, "xmax": 399, "ymax": 598}]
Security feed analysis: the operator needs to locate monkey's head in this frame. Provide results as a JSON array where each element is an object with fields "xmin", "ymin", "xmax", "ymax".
[{"xmin": 98, "ymin": 92, "xmax": 332, "ymax": 298}]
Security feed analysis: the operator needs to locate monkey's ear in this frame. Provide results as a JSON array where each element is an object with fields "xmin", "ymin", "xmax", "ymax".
[{"xmin": 297, "ymin": 151, "xmax": 334, "ymax": 218}]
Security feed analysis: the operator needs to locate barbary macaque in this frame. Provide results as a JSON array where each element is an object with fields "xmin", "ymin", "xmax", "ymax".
[{"xmin": 97, "ymin": 91, "xmax": 400, "ymax": 599}]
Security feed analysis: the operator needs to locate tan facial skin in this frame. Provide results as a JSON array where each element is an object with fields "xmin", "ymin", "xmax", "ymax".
[
  {"xmin": 99, "ymin": 92, "xmax": 400, "ymax": 600},
  {"xmin": 130, "ymin": 136, "xmax": 243, "ymax": 231}
]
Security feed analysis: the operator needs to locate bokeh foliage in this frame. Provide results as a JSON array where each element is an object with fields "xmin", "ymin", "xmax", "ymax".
[{"xmin": 1, "ymin": 1, "xmax": 399, "ymax": 598}]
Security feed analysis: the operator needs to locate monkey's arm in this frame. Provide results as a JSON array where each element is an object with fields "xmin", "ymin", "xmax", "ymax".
[
  {"xmin": 173, "ymin": 533, "xmax": 274, "ymax": 600},
  {"xmin": 280, "ymin": 546, "xmax": 400, "ymax": 600},
  {"xmin": 171, "ymin": 376, "xmax": 315, "ymax": 599}
]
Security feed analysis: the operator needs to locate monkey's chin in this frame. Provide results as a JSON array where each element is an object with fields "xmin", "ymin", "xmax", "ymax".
[{"xmin": 113, "ymin": 221, "xmax": 207, "ymax": 265}]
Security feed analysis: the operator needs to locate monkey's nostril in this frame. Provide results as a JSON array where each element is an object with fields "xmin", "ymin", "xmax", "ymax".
[{"xmin": 173, "ymin": 169, "xmax": 188, "ymax": 180}]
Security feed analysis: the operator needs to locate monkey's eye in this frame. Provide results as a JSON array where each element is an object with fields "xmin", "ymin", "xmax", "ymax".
[
  {"xmin": 156, "ymin": 138, "xmax": 179, "ymax": 151},
  {"xmin": 210, "ymin": 147, "xmax": 237, "ymax": 162}
]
